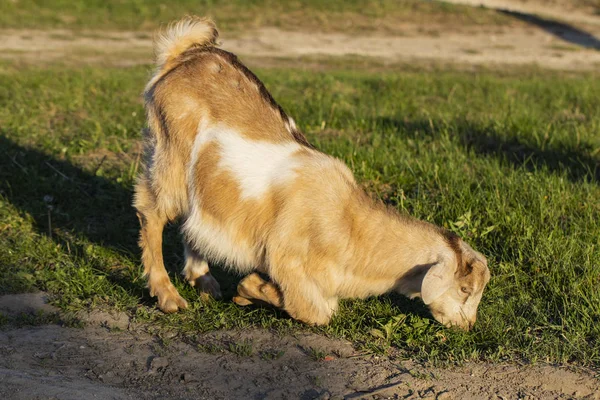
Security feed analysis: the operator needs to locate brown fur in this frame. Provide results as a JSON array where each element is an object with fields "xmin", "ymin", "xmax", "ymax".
[{"xmin": 133, "ymin": 16, "xmax": 491, "ymax": 329}]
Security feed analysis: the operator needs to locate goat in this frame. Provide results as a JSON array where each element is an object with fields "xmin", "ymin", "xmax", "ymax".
[{"xmin": 133, "ymin": 16, "xmax": 491, "ymax": 330}]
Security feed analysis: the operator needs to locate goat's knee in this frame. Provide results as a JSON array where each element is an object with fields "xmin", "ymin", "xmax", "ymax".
[{"xmin": 281, "ymin": 286, "xmax": 337, "ymax": 326}]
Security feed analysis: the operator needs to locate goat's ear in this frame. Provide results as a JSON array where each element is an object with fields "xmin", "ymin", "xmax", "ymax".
[{"xmin": 421, "ymin": 261, "xmax": 454, "ymax": 305}]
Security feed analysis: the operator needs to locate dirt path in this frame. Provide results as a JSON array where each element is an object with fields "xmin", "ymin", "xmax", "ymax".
[
  {"xmin": 1, "ymin": 324, "xmax": 599, "ymax": 399},
  {"xmin": 1, "ymin": 11, "xmax": 600, "ymax": 71},
  {"xmin": 1, "ymin": 293, "xmax": 599, "ymax": 400}
]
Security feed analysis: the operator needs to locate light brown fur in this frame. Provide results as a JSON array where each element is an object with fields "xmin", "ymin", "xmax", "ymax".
[{"xmin": 133, "ymin": 16, "xmax": 491, "ymax": 330}]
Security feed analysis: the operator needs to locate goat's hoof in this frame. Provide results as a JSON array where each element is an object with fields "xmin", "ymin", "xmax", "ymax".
[
  {"xmin": 232, "ymin": 295, "xmax": 254, "ymax": 306},
  {"xmin": 157, "ymin": 286, "xmax": 188, "ymax": 313},
  {"xmin": 196, "ymin": 274, "xmax": 222, "ymax": 300}
]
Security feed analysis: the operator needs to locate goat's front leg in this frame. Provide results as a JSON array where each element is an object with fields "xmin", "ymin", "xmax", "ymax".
[
  {"xmin": 235, "ymin": 267, "xmax": 338, "ymax": 326},
  {"xmin": 270, "ymin": 258, "xmax": 338, "ymax": 326},
  {"xmin": 233, "ymin": 273, "xmax": 283, "ymax": 308}
]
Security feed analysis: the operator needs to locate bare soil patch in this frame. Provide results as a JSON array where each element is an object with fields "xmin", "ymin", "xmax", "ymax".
[{"xmin": 0, "ymin": 293, "xmax": 598, "ymax": 399}]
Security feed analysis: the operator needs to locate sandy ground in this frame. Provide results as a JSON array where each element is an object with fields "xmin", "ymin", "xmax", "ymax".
[
  {"xmin": 1, "ymin": 293, "xmax": 599, "ymax": 400},
  {"xmin": 1, "ymin": 1, "xmax": 599, "ymax": 70}
]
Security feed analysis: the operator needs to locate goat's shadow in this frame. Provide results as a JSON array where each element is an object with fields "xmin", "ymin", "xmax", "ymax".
[
  {"xmin": 387, "ymin": 292, "xmax": 432, "ymax": 319},
  {"xmin": 0, "ymin": 134, "xmax": 240, "ymax": 302},
  {"xmin": 1, "ymin": 133, "xmax": 442, "ymax": 325}
]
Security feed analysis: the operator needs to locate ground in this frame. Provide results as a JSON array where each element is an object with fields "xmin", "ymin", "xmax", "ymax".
[
  {"xmin": 1, "ymin": 293, "xmax": 599, "ymax": 399},
  {"xmin": 1, "ymin": 1, "xmax": 599, "ymax": 399}
]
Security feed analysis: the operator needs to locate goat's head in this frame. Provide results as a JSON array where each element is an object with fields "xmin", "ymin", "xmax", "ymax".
[{"xmin": 420, "ymin": 235, "xmax": 490, "ymax": 330}]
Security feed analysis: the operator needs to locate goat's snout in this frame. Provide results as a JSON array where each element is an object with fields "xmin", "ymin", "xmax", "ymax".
[
  {"xmin": 430, "ymin": 309, "xmax": 476, "ymax": 331},
  {"xmin": 457, "ymin": 317, "xmax": 475, "ymax": 331},
  {"xmin": 445, "ymin": 318, "xmax": 474, "ymax": 331}
]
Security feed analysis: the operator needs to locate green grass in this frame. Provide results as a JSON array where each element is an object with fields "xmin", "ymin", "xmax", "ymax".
[
  {"xmin": 306, "ymin": 346, "xmax": 329, "ymax": 361},
  {"xmin": 228, "ymin": 339, "xmax": 255, "ymax": 357},
  {"xmin": 0, "ymin": 61, "xmax": 599, "ymax": 368},
  {"xmin": 260, "ymin": 349, "xmax": 286, "ymax": 360},
  {"xmin": 0, "ymin": 0, "xmax": 512, "ymax": 32}
]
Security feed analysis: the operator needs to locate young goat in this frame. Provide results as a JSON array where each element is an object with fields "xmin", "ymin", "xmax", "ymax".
[{"xmin": 133, "ymin": 16, "xmax": 491, "ymax": 330}]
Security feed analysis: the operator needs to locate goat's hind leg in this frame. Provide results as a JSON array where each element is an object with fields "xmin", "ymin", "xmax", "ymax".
[
  {"xmin": 134, "ymin": 179, "xmax": 188, "ymax": 313},
  {"xmin": 182, "ymin": 242, "xmax": 222, "ymax": 299}
]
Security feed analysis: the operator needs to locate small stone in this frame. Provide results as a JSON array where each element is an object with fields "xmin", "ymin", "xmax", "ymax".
[
  {"xmin": 419, "ymin": 387, "xmax": 436, "ymax": 399},
  {"xmin": 436, "ymin": 391, "xmax": 451, "ymax": 400},
  {"xmin": 496, "ymin": 392, "xmax": 508, "ymax": 400},
  {"xmin": 148, "ymin": 356, "xmax": 169, "ymax": 373},
  {"xmin": 315, "ymin": 391, "xmax": 331, "ymax": 400},
  {"xmin": 162, "ymin": 331, "xmax": 178, "ymax": 339}
]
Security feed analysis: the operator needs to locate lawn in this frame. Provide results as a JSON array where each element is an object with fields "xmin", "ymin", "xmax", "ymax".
[
  {"xmin": 0, "ymin": 0, "xmax": 512, "ymax": 33},
  {"xmin": 0, "ymin": 58, "xmax": 598, "ymax": 367}
]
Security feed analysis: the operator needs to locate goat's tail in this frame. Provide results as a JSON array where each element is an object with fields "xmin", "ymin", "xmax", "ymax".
[{"xmin": 153, "ymin": 16, "xmax": 219, "ymax": 70}]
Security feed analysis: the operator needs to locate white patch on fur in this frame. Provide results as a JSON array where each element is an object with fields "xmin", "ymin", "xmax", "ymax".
[
  {"xmin": 182, "ymin": 121, "xmax": 252, "ymax": 270},
  {"xmin": 187, "ymin": 118, "xmax": 212, "ymax": 181},
  {"xmin": 182, "ymin": 205, "xmax": 257, "ymax": 272},
  {"xmin": 215, "ymin": 128, "xmax": 301, "ymax": 199},
  {"xmin": 182, "ymin": 121, "xmax": 301, "ymax": 272}
]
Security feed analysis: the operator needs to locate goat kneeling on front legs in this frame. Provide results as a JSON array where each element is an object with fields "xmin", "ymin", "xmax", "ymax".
[{"xmin": 133, "ymin": 16, "xmax": 491, "ymax": 330}]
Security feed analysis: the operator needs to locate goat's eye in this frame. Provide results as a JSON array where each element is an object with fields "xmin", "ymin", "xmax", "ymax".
[{"xmin": 460, "ymin": 287, "xmax": 470, "ymax": 294}]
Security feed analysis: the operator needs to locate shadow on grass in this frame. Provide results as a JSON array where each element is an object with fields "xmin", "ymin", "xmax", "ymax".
[
  {"xmin": 387, "ymin": 292, "xmax": 431, "ymax": 319},
  {"xmin": 459, "ymin": 125, "xmax": 599, "ymax": 184},
  {"xmin": 377, "ymin": 117, "xmax": 599, "ymax": 184},
  {"xmin": 0, "ymin": 134, "xmax": 239, "ymax": 302},
  {"xmin": 0, "ymin": 133, "xmax": 440, "ymax": 326}
]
